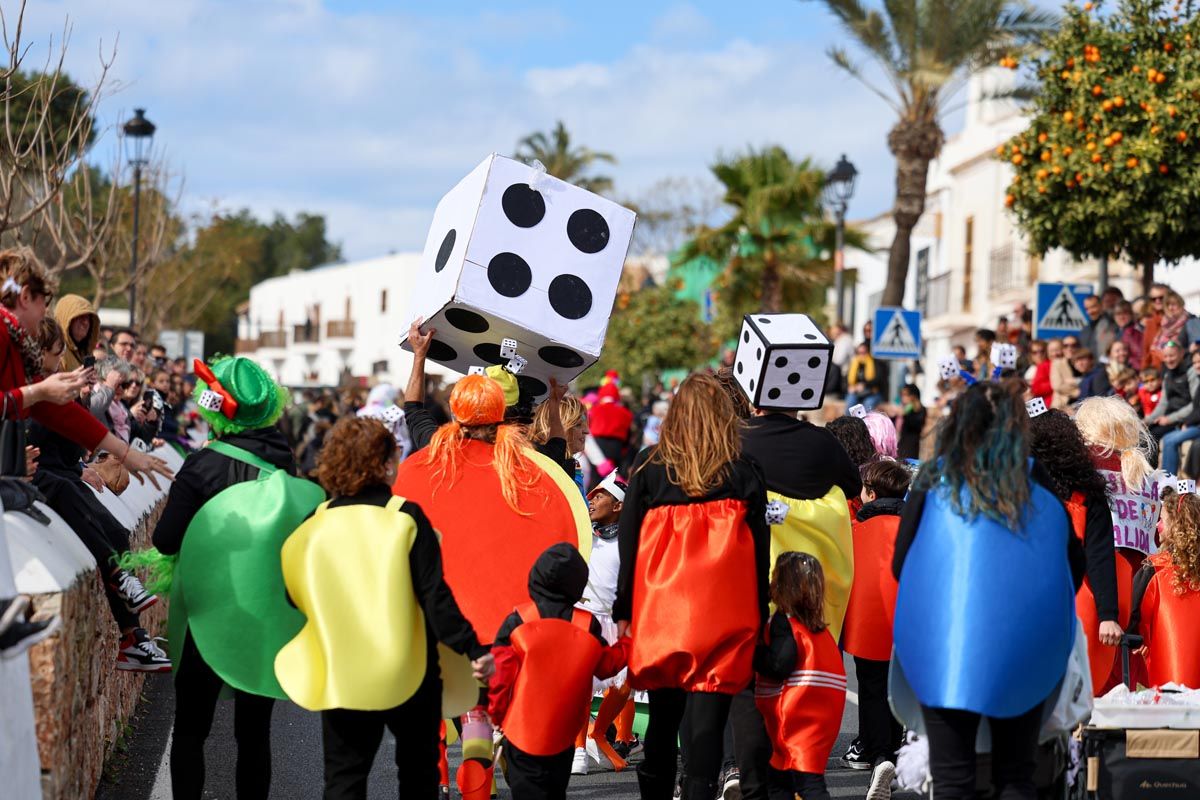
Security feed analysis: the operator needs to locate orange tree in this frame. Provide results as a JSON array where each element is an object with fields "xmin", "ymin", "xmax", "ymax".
[{"xmin": 1004, "ymin": 0, "xmax": 1200, "ymax": 289}]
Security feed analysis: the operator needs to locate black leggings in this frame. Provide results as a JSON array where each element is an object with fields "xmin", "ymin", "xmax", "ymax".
[
  {"xmin": 504, "ymin": 741, "xmax": 574, "ymax": 800},
  {"xmin": 921, "ymin": 702, "xmax": 1043, "ymax": 800},
  {"xmin": 720, "ymin": 687, "xmax": 773, "ymax": 800},
  {"xmin": 767, "ymin": 767, "xmax": 829, "ymax": 800},
  {"xmin": 34, "ymin": 469, "xmax": 138, "ymax": 631},
  {"xmin": 641, "ymin": 689, "xmax": 733, "ymax": 798},
  {"xmin": 855, "ymin": 656, "xmax": 902, "ymax": 766},
  {"xmin": 170, "ymin": 633, "xmax": 275, "ymax": 800}
]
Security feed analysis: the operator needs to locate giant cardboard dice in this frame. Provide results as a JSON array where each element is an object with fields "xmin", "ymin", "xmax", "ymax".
[
  {"xmin": 403, "ymin": 154, "xmax": 636, "ymax": 398},
  {"xmin": 733, "ymin": 313, "xmax": 832, "ymax": 410}
]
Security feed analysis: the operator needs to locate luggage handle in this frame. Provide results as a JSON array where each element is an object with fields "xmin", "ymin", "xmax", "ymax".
[{"xmin": 1120, "ymin": 634, "xmax": 1143, "ymax": 691}]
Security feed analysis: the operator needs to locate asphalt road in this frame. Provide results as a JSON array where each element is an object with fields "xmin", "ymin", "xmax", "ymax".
[{"xmin": 98, "ymin": 654, "xmax": 922, "ymax": 800}]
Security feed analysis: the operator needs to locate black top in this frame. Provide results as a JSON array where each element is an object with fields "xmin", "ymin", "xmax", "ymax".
[
  {"xmin": 1161, "ymin": 362, "xmax": 1191, "ymax": 416},
  {"xmin": 493, "ymin": 541, "xmax": 603, "ymax": 646},
  {"xmin": 27, "ymin": 417, "xmax": 86, "ymax": 476},
  {"xmin": 740, "ymin": 413, "xmax": 862, "ymax": 501},
  {"xmin": 891, "ymin": 461, "xmax": 1086, "ymax": 591},
  {"xmin": 897, "ymin": 407, "xmax": 927, "ymax": 462},
  {"xmin": 1127, "ymin": 558, "xmax": 1157, "ymax": 635},
  {"xmin": 152, "ymin": 427, "xmax": 297, "ymax": 556},
  {"xmin": 1079, "ymin": 494, "xmax": 1121, "ymax": 621},
  {"xmin": 612, "ymin": 448, "xmax": 770, "ymax": 624},
  {"xmin": 753, "ymin": 611, "xmax": 799, "ymax": 681},
  {"xmin": 327, "ymin": 484, "xmax": 488, "ymax": 660},
  {"xmin": 857, "ymin": 496, "xmax": 905, "ymax": 522}
]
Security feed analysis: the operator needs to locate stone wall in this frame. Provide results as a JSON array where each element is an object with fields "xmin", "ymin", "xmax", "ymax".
[{"xmin": 26, "ymin": 501, "xmax": 168, "ymax": 800}]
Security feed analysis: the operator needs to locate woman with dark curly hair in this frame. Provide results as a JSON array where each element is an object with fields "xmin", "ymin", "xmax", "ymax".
[
  {"xmin": 1029, "ymin": 408, "xmax": 1123, "ymax": 693},
  {"xmin": 826, "ymin": 416, "xmax": 878, "ymax": 469}
]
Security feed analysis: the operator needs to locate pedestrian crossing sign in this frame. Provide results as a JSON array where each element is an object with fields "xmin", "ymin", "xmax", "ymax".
[
  {"xmin": 1035, "ymin": 283, "xmax": 1093, "ymax": 339},
  {"xmin": 872, "ymin": 307, "xmax": 922, "ymax": 360}
]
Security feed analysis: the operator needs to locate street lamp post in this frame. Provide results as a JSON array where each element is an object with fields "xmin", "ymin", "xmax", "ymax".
[
  {"xmin": 123, "ymin": 108, "xmax": 156, "ymax": 329},
  {"xmin": 823, "ymin": 154, "xmax": 858, "ymax": 325}
]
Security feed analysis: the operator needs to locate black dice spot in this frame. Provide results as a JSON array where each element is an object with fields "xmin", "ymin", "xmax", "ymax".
[
  {"xmin": 743, "ymin": 331, "xmax": 750, "ymax": 343},
  {"xmin": 788, "ymin": 373, "xmax": 800, "ymax": 384},
  {"xmin": 808, "ymin": 356, "xmax": 822, "ymax": 369},
  {"xmin": 736, "ymin": 362, "xmax": 743, "ymax": 375},
  {"xmin": 567, "ymin": 209, "xmax": 610, "ymax": 253},
  {"xmin": 518, "ymin": 375, "xmax": 548, "ymax": 398},
  {"xmin": 548, "ymin": 274, "xmax": 592, "ymax": 319},
  {"xmin": 472, "ymin": 343, "xmax": 507, "ymax": 365},
  {"xmin": 801, "ymin": 388, "xmax": 815, "ymax": 401},
  {"xmin": 758, "ymin": 317, "xmax": 772, "ymax": 324},
  {"xmin": 803, "ymin": 333, "xmax": 818, "ymax": 340},
  {"xmin": 435, "ymin": 230, "xmax": 456, "ymax": 272},
  {"xmin": 445, "ymin": 308, "xmax": 489, "ymax": 334},
  {"xmin": 502, "ymin": 184, "xmax": 546, "ymax": 228},
  {"xmin": 538, "ymin": 345, "xmax": 584, "ymax": 369},
  {"xmin": 427, "ymin": 339, "xmax": 458, "ymax": 362},
  {"xmin": 768, "ymin": 388, "xmax": 781, "ymax": 400},
  {"xmin": 487, "ymin": 252, "xmax": 533, "ymax": 297},
  {"xmin": 756, "ymin": 348, "xmax": 762, "ymax": 359},
  {"xmin": 775, "ymin": 356, "xmax": 788, "ymax": 368},
  {"xmin": 749, "ymin": 379, "xmax": 755, "ymax": 392}
]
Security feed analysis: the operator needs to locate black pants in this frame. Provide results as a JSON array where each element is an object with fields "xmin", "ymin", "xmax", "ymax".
[
  {"xmin": 767, "ymin": 767, "xmax": 829, "ymax": 800},
  {"xmin": 640, "ymin": 689, "xmax": 733, "ymax": 799},
  {"xmin": 855, "ymin": 656, "xmax": 902, "ymax": 766},
  {"xmin": 720, "ymin": 687, "xmax": 772, "ymax": 800},
  {"xmin": 504, "ymin": 741, "xmax": 573, "ymax": 800},
  {"xmin": 921, "ymin": 703, "xmax": 1043, "ymax": 800},
  {"xmin": 321, "ymin": 667, "xmax": 442, "ymax": 800},
  {"xmin": 170, "ymin": 633, "xmax": 275, "ymax": 800},
  {"xmin": 34, "ymin": 469, "xmax": 138, "ymax": 631}
]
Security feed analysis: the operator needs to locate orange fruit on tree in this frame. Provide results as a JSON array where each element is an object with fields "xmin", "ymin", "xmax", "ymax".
[
  {"xmin": 1165, "ymin": 42, "xmax": 1174, "ymax": 52},
  {"xmin": 1104, "ymin": 163, "xmax": 1112, "ymax": 172},
  {"xmin": 1061, "ymin": 70, "xmax": 1072, "ymax": 80},
  {"xmin": 1168, "ymin": 105, "xmax": 1177, "ymax": 116},
  {"xmin": 1091, "ymin": 153, "xmax": 1103, "ymax": 162},
  {"xmin": 1114, "ymin": 96, "xmax": 1125, "ymax": 107},
  {"xmin": 1102, "ymin": 99, "xmax": 1114, "ymax": 111},
  {"xmin": 1005, "ymin": 194, "xmax": 1016, "ymax": 207},
  {"xmin": 1041, "ymin": 150, "xmax": 1052, "ymax": 161},
  {"xmin": 1038, "ymin": 185, "xmax": 1048, "ymax": 194},
  {"xmin": 1126, "ymin": 157, "xmax": 1139, "ymax": 168},
  {"xmin": 1052, "ymin": 165, "xmax": 1063, "ymax": 175},
  {"xmin": 1157, "ymin": 73, "xmax": 1167, "ymax": 84},
  {"xmin": 1092, "ymin": 113, "xmax": 1103, "ymax": 122},
  {"xmin": 996, "ymin": 145, "xmax": 1005, "ymax": 156},
  {"xmin": 1152, "ymin": 124, "xmax": 1162, "ymax": 134},
  {"xmin": 1133, "ymin": 66, "xmax": 1142, "ymax": 74},
  {"xmin": 1084, "ymin": 1, "xmax": 1093, "ymax": 10},
  {"xmin": 1037, "ymin": 168, "xmax": 1049, "ymax": 179},
  {"xmin": 1159, "ymin": 163, "xmax": 1170, "ymax": 174},
  {"xmin": 1092, "ymin": 84, "xmax": 1103, "ymax": 96},
  {"xmin": 1177, "ymin": 131, "xmax": 1188, "ymax": 143},
  {"xmin": 1063, "ymin": 111, "xmax": 1075, "ymax": 123},
  {"xmin": 1063, "ymin": 146, "xmax": 1074, "ymax": 155},
  {"xmin": 1066, "ymin": 57, "xmax": 1075, "ymax": 67},
  {"xmin": 1086, "ymin": 141, "xmax": 1097, "ymax": 151},
  {"xmin": 1103, "ymin": 136, "xmax": 1114, "ymax": 146},
  {"xmin": 1111, "ymin": 131, "xmax": 1123, "ymax": 143},
  {"xmin": 1013, "ymin": 153, "xmax": 1024, "ymax": 164}
]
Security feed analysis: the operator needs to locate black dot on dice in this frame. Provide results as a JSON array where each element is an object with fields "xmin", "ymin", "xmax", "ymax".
[
  {"xmin": 548, "ymin": 274, "xmax": 592, "ymax": 319},
  {"xmin": 803, "ymin": 333, "xmax": 818, "ymax": 340},
  {"xmin": 487, "ymin": 252, "xmax": 532, "ymax": 297},
  {"xmin": 756, "ymin": 348, "xmax": 762, "ymax": 359},
  {"xmin": 435, "ymin": 230, "xmax": 456, "ymax": 272},
  {"xmin": 775, "ymin": 356, "xmax": 787, "ymax": 368},
  {"xmin": 788, "ymin": 373, "xmax": 800, "ymax": 384},
  {"xmin": 743, "ymin": 331, "xmax": 750, "ymax": 343},
  {"xmin": 472, "ymin": 343, "xmax": 506, "ymax": 365},
  {"xmin": 567, "ymin": 209, "xmax": 609, "ymax": 254},
  {"xmin": 758, "ymin": 317, "xmax": 772, "ymax": 323},
  {"xmin": 427, "ymin": 339, "xmax": 458, "ymax": 362},
  {"xmin": 518, "ymin": 375, "xmax": 548, "ymax": 398},
  {"xmin": 801, "ymin": 388, "xmax": 815, "ymax": 401},
  {"xmin": 538, "ymin": 345, "xmax": 584, "ymax": 369},
  {"xmin": 808, "ymin": 356, "xmax": 821, "ymax": 369},
  {"xmin": 749, "ymin": 379, "xmax": 755, "ymax": 391},
  {"xmin": 736, "ymin": 362, "xmax": 743, "ymax": 375},
  {"xmin": 768, "ymin": 388, "xmax": 781, "ymax": 400},
  {"xmin": 445, "ymin": 308, "xmax": 489, "ymax": 334},
  {"xmin": 502, "ymin": 184, "xmax": 546, "ymax": 228}
]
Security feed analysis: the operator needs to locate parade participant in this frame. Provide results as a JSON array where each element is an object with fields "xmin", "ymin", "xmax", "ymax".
[
  {"xmin": 1028, "ymin": 407, "xmax": 1123, "ymax": 692},
  {"xmin": 570, "ymin": 473, "xmax": 639, "ymax": 776},
  {"xmin": 841, "ymin": 460, "xmax": 910, "ymax": 792},
  {"xmin": 754, "ymin": 552, "xmax": 847, "ymax": 800},
  {"xmin": 895, "ymin": 384, "xmax": 926, "ymax": 461},
  {"xmin": 613, "ymin": 372, "xmax": 769, "ymax": 800},
  {"xmin": 1075, "ymin": 395, "xmax": 1164, "ymax": 688},
  {"xmin": 862, "ymin": 411, "xmax": 898, "ymax": 460},
  {"xmin": 826, "ymin": 414, "xmax": 877, "ymax": 519},
  {"xmin": 529, "ymin": 391, "xmax": 588, "ymax": 493},
  {"xmin": 0, "ymin": 247, "xmax": 171, "ymax": 484},
  {"xmin": 149, "ymin": 357, "xmax": 324, "ymax": 800},
  {"xmin": 52, "ymin": 293, "xmax": 101, "ymax": 372},
  {"xmin": 588, "ymin": 373, "xmax": 633, "ymax": 479},
  {"xmin": 893, "ymin": 382, "xmax": 1084, "ymax": 800},
  {"xmin": 489, "ymin": 543, "xmax": 630, "ymax": 800},
  {"xmin": 1028, "ymin": 338, "xmax": 1061, "ymax": 409},
  {"xmin": 1129, "ymin": 488, "xmax": 1200, "ymax": 688},
  {"xmin": 274, "ymin": 417, "xmax": 493, "ymax": 800},
  {"xmin": 355, "ymin": 382, "xmax": 413, "ymax": 460}
]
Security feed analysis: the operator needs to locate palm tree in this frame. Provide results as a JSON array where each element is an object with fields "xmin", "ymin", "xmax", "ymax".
[
  {"xmin": 810, "ymin": 0, "xmax": 1056, "ymax": 305},
  {"xmin": 514, "ymin": 121, "xmax": 616, "ymax": 194},
  {"xmin": 680, "ymin": 146, "xmax": 863, "ymax": 338}
]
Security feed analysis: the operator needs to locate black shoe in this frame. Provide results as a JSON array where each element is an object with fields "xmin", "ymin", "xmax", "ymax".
[
  {"xmin": 108, "ymin": 569, "xmax": 158, "ymax": 614},
  {"xmin": 117, "ymin": 628, "xmax": 172, "ymax": 672},
  {"xmin": 681, "ymin": 776, "xmax": 719, "ymax": 800},
  {"xmin": 717, "ymin": 765, "xmax": 741, "ymax": 800},
  {"xmin": 0, "ymin": 596, "xmax": 59, "ymax": 658},
  {"xmin": 614, "ymin": 734, "xmax": 644, "ymax": 761},
  {"xmin": 842, "ymin": 736, "xmax": 871, "ymax": 770}
]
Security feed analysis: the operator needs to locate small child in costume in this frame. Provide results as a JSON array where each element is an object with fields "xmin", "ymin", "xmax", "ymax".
[
  {"xmin": 571, "ymin": 473, "xmax": 639, "ymax": 776},
  {"xmin": 754, "ymin": 552, "xmax": 847, "ymax": 800},
  {"xmin": 1129, "ymin": 487, "xmax": 1200, "ymax": 688},
  {"xmin": 841, "ymin": 460, "xmax": 910, "ymax": 797},
  {"xmin": 489, "ymin": 543, "xmax": 630, "ymax": 800}
]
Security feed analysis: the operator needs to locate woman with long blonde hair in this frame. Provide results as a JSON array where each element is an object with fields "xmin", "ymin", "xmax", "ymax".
[{"xmin": 612, "ymin": 372, "xmax": 769, "ymax": 800}]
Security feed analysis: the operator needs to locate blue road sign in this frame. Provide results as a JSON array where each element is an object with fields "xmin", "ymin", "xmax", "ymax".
[
  {"xmin": 872, "ymin": 307, "xmax": 922, "ymax": 360},
  {"xmin": 1035, "ymin": 282, "xmax": 1093, "ymax": 339}
]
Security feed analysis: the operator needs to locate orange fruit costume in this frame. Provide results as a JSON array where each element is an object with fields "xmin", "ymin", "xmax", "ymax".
[
  {"xmin": 1134, "ymin": 552, "xmax": 1200, "ymax": 688},
  {"xmin": 841, "ymin": 512, "xmax": 900, "ymax": 661}
]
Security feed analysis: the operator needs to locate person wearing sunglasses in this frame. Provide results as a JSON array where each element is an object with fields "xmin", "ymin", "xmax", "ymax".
[
  {"xmin": 1050, "ymin": 337, "xmax": 1082, "ymax": 409},
  {"xmin": 90, "ymin": 357, "xmax": 136, "ymax": 442},
  {"xmin": 1142, "ymin": 283, "xmax": 1173, "ymax": 369}
]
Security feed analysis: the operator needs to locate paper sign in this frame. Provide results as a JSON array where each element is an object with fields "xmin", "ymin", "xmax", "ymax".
[{"xmin": 1096, "ymin": 467, "xmax": 1164, "ymax": 556}]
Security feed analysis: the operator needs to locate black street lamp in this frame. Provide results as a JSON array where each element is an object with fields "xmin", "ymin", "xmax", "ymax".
[
  {"xmin": 123, "ymin": 108, "xmax": 156, "ymax": 329},
  {"xmin": 823, "ymin": 154, "xmax": 858, "ymax": 326}
]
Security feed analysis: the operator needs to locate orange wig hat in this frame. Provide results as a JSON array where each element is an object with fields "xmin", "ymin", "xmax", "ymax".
[{"xmin": 449, "ymin": 374, "xmax": 506, "ymax": 425}]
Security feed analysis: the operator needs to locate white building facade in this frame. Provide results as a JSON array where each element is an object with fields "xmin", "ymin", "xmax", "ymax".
[{"xmin": 843, "ymin": 69, "xmax": 1200, "ymax": 400}]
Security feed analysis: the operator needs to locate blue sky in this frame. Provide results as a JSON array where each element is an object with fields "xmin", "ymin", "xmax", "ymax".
[{"xmin": 25, "ymin": 1, "xmax": 922, "ymax": 259}]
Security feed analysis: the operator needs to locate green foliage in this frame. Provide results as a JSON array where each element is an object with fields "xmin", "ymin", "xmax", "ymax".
[
  {"xmin": 1, "ymin": 70, "xmax": 95, "ymax": 162},
  {"xmin": 514, "ymin": 121, "xmax": 616, "ymax": 194},
  {"xmin": 583, "ymin": 284, "xmax": 714, "ymax": 385},
  {"xmin": 1004, "ymin": 0, "xmax": 1200, "ymax": 269}
]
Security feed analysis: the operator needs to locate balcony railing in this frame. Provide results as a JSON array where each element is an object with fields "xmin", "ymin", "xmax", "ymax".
[
  {"xmin": 259, "ymin": 330, "xmax": 286, "ymax": 349},
  {"xmin": 293, "ymin": 324, "xmax": 320, "ymax": 344},
  {"xmin": 234, "ymin": 338, "xmax": 258, "ymax": 354},
  {"xmin": 988, "ymin": 242, "xmax": 1030, "ymax": 294},
  {"xmin": 327, "ymin": 320, "xmax": 355, "ymax": 339},
  {"xmin": 927, "ymin": 272, "xmax": 951, "ymax": 318}
]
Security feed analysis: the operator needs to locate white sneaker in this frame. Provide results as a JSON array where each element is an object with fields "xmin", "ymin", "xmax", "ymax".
[
  {"xmin": 571, "ymin": 747, "xmax": 589, "ymax": 776},
  {"xmin": 866, "ymin": 760, "xmax": 895, "ymax": 800}
]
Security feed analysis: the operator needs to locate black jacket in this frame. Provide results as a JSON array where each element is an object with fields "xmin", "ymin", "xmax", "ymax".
[
  {"xmin": 327, "ymin": 485, "xmax": 488, "ymax": 660},
  {"xmin": 493, "ymin": 542, "xmax": 603, "ymax": 646},
  {"xmin": 740, "ymin": 413, "xmax": 862, "ymax": 501},
  {"xmin": 152, "ymin": 427, "xmax": 297, "ymax": 556},
  {"xmin": 857, "ymin": 496, "xmax": 906, "ymax": 523},
  {"xmin": 1161, "ymin": 362, "xmax": 1191, "ymax": 417}
]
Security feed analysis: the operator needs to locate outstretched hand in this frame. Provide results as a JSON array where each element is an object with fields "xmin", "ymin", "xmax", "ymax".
[{"xmin": 408, "ymin": 318, "xmax": 435, "ymax": 360}]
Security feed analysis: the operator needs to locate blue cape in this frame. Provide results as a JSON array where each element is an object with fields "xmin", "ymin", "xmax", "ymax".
[{"xmin": 893, "ymin": 474, "xmax": 1075, "ymax": 718}]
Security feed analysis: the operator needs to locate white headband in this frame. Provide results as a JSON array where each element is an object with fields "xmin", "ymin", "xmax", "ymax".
[{"xmin": 2, "ymin": 277, "xmax": 22, "ymax": 295}]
